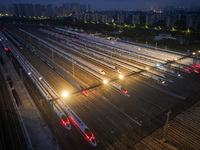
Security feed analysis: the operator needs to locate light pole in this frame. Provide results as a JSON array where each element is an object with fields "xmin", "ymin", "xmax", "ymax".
[
  {"xmin": 72, "ymin": 59, "xmax": 76, "ymax": 76},
  {"xmin": 193, "ymin": 51, "xmax": 200, "ymax": 64},
  {"xmin": 187, "ymin": 50, "xmax": 190, "ymax": 55},
  {"xmin": 51, "ymin": 46, "xmax": 54, "ymax": 61},
  {"xmin": 9, "ymin": 53, "xmax": 12, "ymax": 64},
  {"xmin": 29, "ymin": 36, "xmax": 32, "ymax": 46},
  {"xmin": 19, "ymin": 68, "xmax": 24, "ymax": 84},
  {"xmin": 56, "ymin": 33, "xmax": 58, "ymax": 41},
  {"xmin": 163, "ymin": 111, "xmax": 171, "ymax": 140},
  {"xmin": 38, "ymin": 40, "xmax": 40, "ymax": 52},
  {"xmin": 155, "ymin": 43, "xmax": 157, "ymax": 51}
]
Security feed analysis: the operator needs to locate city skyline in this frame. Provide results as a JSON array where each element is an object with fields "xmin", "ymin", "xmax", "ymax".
[{"xmin": 2, "ymin": 0, "xmax": 200, "ymax": 10}]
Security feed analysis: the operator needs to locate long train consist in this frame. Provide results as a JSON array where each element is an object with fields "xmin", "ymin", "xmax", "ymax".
[
  {"xmin": 6, "ymin": 30, "xmax": 89, "ymax": 96},
  {"xmin": 0, "ymin": 31, "xmax": 72, "ymax": 131},
  {"xmin": 52, "ymin": 27, "xmax": 196, "ymax": 75},
  {"xmin": 54, "ymin": 27, "xmax": 184, "ymax": 78},
  {"xmin": 39, "ymin": 28, "xmax": 121, "ymax": 73},
  {"xmin": 39, "ymin": 28, "xmax": 174, "ymax": 85},
  {"xmin": 19, "ymin": 28, "xmax": 106, "ymax": 75},
  {"xmin": 19, "ymin": 28, "xmax": 130, "ymax": 97},
  {"xmin": 0, "ymin": 31, "xmax": 97, "ymax": 147}
]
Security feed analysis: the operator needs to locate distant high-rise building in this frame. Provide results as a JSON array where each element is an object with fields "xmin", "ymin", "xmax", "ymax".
[
  {"xmin": 145, "ymin": 14, "xmax": 154, "ymax": 26},
  {"xmin": 40, "ymin": 5, "xmax": 45, "ymax": 16},
  {"xmin": 77, "ymin": 12, "xmax": 84, "ymax": 20},
  {"xmin": 45, "ymin": 4, "xmax": 53, "ymax": 17},
  {"xmin": 101, "ymin": 15, "xmax": 108, "ymax": 23},
  {"xmin": 84, "ymin": 13, "xmax": 91, "ymax": 21},
  {"xmin": 62, "ymin": 3, "xmax": 67, "ymax": 15},
  {"xmin": 66, "ymin": 3, "xmax": 71, "ymax": 14},
  {"xmin": 54, "ymin": 6, "xmax": 60, "ymax": 16},
  {"xmin": 154, "ymin": 14, "xmax": 160, "ymax": 23},
  {"xmin": 92, "ymin": 13, "xmax": 99, "ymax": 22},
  {"xmin": 87, "ymin": 4, "xmax": 91, "ymax": 12},
  {"xmin": 165, "ymin": 15, "xmax": 177, "ymax": 27},
  {"xmin": 33, "ymin": 4, "xmax": 42, "ymax": 17},
  {"xmin": 177, "ymin": 14, "xmax": 182, "ymax": 21},
  {"xmin": 12, "ymin": 4, "xmax": 19, "ymax": 15},
  {"xmin": 62, "ymin": 3, "xmax": 72, "ymax": 15},
  {"xmin": 25, "ymin": 4, "xmax": 34, "ymax": 17},
  {"xmin": 71, "ymin": 3, "xmax": 80, "ymax": 13},
  {"xmin": 132, "ymin": 14, "xmax": 140, "ymax": 25},
  {"xmin": 158, "ymin": 13, "xmax": 164, "ymax": 21},
  {"xmin": 117, "ymin": 14, "xmax": 124, "ymax": 24},
  {"xmin": 186, "ymin": 15, "xmax": 199, "ymax": 30},
  {"xmin": 80, "ymin": 4, "xmax": 86, "ymax": 12},
  {"xmin": 0, "ymin": 5, "xmax": 6, "ymax": 14},
  {"xmin": 18, "ymin": 3, "xmax": 26, "ymax": 16}
]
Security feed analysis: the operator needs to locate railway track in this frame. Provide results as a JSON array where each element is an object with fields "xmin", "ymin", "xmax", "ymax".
[
  {"xmin": 1, "ymin": 26, "xmax": 199, "ymax": 149},
  {"xmin": 0, "ymin": 55, "xmax": 28, "ymax": 150}
]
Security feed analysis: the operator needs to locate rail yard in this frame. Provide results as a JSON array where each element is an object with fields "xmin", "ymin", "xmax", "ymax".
[{"xmin": 0, "ymin": 24, "xmax": 200, "ymax": 150}]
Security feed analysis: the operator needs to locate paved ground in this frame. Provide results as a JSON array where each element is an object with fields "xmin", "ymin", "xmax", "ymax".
[
  {"xmin": 0, "ymin": 48, "xmax": 61, "ymax": 150},
  {"xmin": 0, "ymin": 55, "xmax": 28, "ymax": 150}
]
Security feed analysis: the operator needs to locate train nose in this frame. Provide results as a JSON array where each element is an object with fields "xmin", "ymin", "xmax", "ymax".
[{"xmin": 61, "ymin": 115, "xmax": 71, "ymax": 128}]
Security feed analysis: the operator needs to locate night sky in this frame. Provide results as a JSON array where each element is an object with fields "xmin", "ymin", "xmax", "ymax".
[{"xmin": 2, "ymin": 0, "xmax": 200, "ymax": 10}]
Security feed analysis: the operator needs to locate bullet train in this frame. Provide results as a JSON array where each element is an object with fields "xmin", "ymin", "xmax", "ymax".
[
  {"xmin": 19, "ymin": 28, "xmax": 130, "ymax": 97},
  {"xmin": 0, "ymin": 31, "xmax": 72, "ymax": 131},
  {"xmin": 5, "ymin": 30, "xmax": 97, "ymax": 146},
  {"xmin": 10, "ymin": 29, "xmax": 89, "ymax": 96}
]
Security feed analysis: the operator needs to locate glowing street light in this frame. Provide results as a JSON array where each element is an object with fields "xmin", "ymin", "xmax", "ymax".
[
  {"xmin": 103, "ymin": 80, "xmax": 108, "ymax": 84},
  {"xmin": 62, "ymin": 92, "xmax": 68, "ymax": 98},
  {"xmin": 156, "ymin": 64, "xmax": 160, "ymax": 67},
  {"xmin": 193, "ymin": 52, "xmax": 196, "ymax": 55},
  {"xmin": 119, "ymin": 74, "xmax": 123, "ymax": 79}
]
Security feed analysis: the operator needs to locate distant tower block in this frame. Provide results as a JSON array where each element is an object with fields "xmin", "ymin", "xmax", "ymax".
[{"xmin": 88, "ymin": 4, "xmax": 91, "ymax": 12}]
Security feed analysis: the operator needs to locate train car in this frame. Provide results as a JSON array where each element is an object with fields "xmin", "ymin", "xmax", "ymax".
[
  {"xmin": 54, "ymin": 104, "xmax": 71, "ymax": 130},
  {"xmin": 59, "ymin": 102, "xmax": 97, "ymax": 147},
  {"xmin": 46, "ymin": 38, "xmax": 106, "ymax": 75},
  {"xmin": 111, "ymin": 83, "xmax": 130, "ymax": 97},
  {"xmin": 39, "ymin": 29, "xmax": 119, "ymax": 74},
  {"xmin": 3, "ymin": 31, "xmax": 22, "ymax": 49},
  {"xmin": 2, "ymin": 33, "xmax": 72, "ymax": 131}
]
